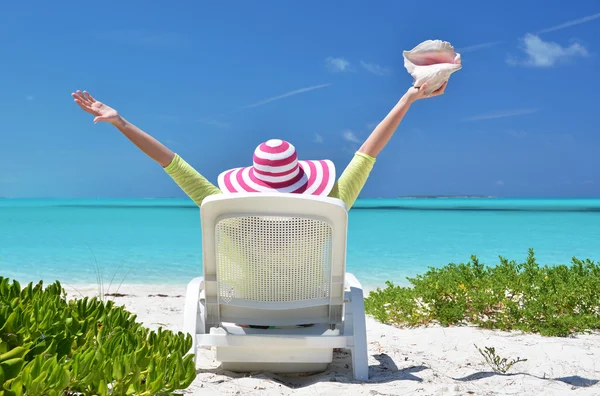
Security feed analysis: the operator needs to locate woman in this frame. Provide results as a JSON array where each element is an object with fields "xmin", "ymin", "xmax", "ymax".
[
  {"xmin": 71, "ymin": 82, "xmax": 447, "ymax": 208},
  {"xmin": 72, "ymin": 83, "xmax": 447, "ymax": 328}
]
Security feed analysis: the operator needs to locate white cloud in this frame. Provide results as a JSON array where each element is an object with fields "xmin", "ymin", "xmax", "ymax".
[
  {"xmin": 457, "ymin": 41, "xmax": 503, "ymax": 53},
  {"xmin": 313, "ymin": 133, "xmax": 324, "ymax": 144},
  {"xmin": 244, "ymin": 84, "xmax": 331, "ymax": 109},
  {"xmin": 325, "ymin": 57, "xmax": 352, "ymax": 72},
  {"xmin": 360, "ymin": 61, "xmax": 391, "ymax": 76},
  {"xmin": 342, "ymin": 130, "xmax": 361, "ymax": 144},
  {"xmin": 454, "ymin": 13, "xmax": 599, "ymax": 57},
  {"xmin": 26, "ymin": 95, "xmax": 34, "ymax": 101},
  {"xmin": 463, "ymin": 108, "xmax": 539, "ymax": 122},
  {"xmin": 582, "ymin": 180, "xmax": 595, "ymax": 185},
  {"xmin": 496, "ymin": 180, "xmax": 505, "ymax": 186},
  {"xmin": 507, "ymin": 34, "xmax": 588, "ymax": 67},
  {"xmin": 537, "ymin": 12, "xmax": 600, "ymax": 34}
]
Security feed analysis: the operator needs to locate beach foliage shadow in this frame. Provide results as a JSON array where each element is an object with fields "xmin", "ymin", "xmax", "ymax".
[
  {"xmin": 555, "ymin": 376, "xmax": 599, "ymax": 388},
  {"xmin": 455, "ymin": 372, "xmax": 599, "ymax": 388},
  {"xmin": 371, "ymin": 353, "xmax": 427, "ymax": 382}
]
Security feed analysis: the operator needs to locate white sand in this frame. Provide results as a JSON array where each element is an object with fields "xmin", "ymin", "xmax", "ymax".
[{"xmin": 66, "ymin": 284, "xmax": 600, "ymax": 396}]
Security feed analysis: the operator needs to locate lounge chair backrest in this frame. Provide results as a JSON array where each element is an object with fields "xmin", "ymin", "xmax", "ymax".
[{"xmin": 200, "ymin": 193, "xmax": 348, "ymax": 327}]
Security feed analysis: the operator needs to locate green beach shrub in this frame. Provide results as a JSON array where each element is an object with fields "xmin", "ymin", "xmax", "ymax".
[
  {"xmin": 474, "ymin": 344, "xmax": 527, "ymax": 374},
  {"xmin": 364, "ymin": 249, "xmax": 600, "ymax": 336},
  {"xmin": 0, "ymin": 277, "xmax": 196, "ymax": 395}
]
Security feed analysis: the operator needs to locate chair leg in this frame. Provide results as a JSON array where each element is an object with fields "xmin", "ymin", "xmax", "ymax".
[
  {"xmin": 191, "ymin": 334, "xmax": 198, "ymax": 365},
  {"xmin": 349, "ymin": 282, "xmax": 369, "ymax": 381},
  {"xmin": 183, "ymin": 277, "xmax": 205, "ymax": 363}
]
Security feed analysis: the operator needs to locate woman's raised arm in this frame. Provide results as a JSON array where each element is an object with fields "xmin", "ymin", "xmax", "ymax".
[
  {"xmin": 358, "ymin": 82, "xmax": 447, "ymax": 158},
  {"xmin": 72, "ymin": 90, "xmax": 222, "ymax": 206},
  {"xmin": 334, "ymin": 82, "xmax": 449, "ymax": 210},
  {"xmin": 72, "ymin": 90, "xmax": 175, "ymax": 167}
]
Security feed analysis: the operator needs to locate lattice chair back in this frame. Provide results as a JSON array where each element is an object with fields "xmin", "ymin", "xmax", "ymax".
[{"xmin": 200, "ymin": 193, "xmax": 348, "ymax": 328}]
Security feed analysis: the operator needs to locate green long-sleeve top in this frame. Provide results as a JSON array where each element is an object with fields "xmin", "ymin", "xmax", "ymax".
[{"xmin": 164, "ymin": 152, "xmax": 376, "ymax": 210}]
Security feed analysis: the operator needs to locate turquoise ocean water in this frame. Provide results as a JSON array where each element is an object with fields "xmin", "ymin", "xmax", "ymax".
[{"xmin": 1, "ymin": 198, "xmax": 599, "ymax": 289}]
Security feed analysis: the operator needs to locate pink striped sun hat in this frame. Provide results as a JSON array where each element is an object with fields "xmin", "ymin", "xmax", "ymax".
[{"xmin": 217, "ymin": 139, "xmax": 336, "ymax": 196}]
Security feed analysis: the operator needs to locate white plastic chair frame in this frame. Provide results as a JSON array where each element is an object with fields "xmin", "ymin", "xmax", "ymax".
[{"xmin": 183, "ymin": 193, "xmax": 368, "ymax": 380}]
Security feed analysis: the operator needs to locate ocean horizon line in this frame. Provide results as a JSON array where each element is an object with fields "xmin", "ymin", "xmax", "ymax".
[
  {"xmin": 2, "ymin": 196, "xmax": 600, "ymax": 200},
  {"xmin": 2, "ymin": 197, "xmax": 600, "ymax": 212}
]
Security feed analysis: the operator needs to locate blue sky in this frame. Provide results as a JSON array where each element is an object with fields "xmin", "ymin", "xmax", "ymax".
[{"xmin": 0, "ymin": 0, "xmax": 598, "ymax": 198}]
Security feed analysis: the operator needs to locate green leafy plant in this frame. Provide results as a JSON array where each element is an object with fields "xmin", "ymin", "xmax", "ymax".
[
  {"xmin": 474, "ymin": 344, "xmax": 527, "ymax": 374},
  {"xmin": 365, "ymin": 249, "xmax": 600, "ymax": 336},
  {"xmin": 0, "ymin": 277, "xmax": 196, "ymax": 395}
]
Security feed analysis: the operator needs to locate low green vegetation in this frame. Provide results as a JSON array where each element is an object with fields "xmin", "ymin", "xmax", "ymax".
[
  {"xmin": 474, "ymin": 344, "xmax": 527, "ymax": 374},
  {"xmin": 0, "ymin": 277, "xmax": 196, "ymax": 396},
  {"xmin": 365, "ymin": 249, "xmax": 600, "ymax": 336}
]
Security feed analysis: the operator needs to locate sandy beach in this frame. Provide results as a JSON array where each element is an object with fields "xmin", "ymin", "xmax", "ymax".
[{"xmin": 65, "ymin": 284, "xmax": 600, "ymax": 396}]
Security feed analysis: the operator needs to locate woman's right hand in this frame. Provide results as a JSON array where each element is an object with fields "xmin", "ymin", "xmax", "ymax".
[
  {"xmin": 404, "ymin": 81, "xmax": 448, "ymax": 103},
  {"xmin": 72, "ymin": 90, "xmax": 121, "ymax": 125}
]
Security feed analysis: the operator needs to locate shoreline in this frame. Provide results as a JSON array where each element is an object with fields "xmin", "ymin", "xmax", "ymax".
[{"xmin": 60, "ymin": 284, "xmax": 600, "ymax": 395}]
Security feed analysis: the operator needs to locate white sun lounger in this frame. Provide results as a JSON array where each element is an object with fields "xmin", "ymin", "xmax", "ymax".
[{"xmin": 182, "ymin": 192, "xmax": 368, "ymax": 381}]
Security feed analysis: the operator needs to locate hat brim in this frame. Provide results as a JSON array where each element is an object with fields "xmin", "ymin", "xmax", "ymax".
[{"xmin": 218, "ymin": 160, "xmax": 336, "ymax": 196}]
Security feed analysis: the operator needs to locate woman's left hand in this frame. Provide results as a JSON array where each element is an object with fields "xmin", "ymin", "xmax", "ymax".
[{"xmin": 405, "ymin": 81, "xmax": 447, "ymax": 102}]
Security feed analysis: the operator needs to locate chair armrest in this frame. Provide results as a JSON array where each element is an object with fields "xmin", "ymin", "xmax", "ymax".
[
  {"xmin": 183, "ymin": 276, "xmax": 205, "ymax": 335},
  {"xmin": 345, "ymin": 272, "xmax": 363, "ymax": 290}
]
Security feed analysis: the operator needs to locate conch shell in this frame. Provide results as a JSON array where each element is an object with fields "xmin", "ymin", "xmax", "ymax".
[{"xmin": 403, "ymin": 40, "xmax": 462, "ymax": 95}]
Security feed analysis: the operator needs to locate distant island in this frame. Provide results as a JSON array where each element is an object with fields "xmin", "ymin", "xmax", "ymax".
[{"xmin": 396, "ymin": 195, "xmax": 495, "ymax": 199}]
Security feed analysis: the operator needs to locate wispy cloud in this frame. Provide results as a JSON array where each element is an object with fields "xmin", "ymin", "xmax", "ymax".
[
  {"xmin": 244, "ymin": 84, "xmax": 331, "ymax": 109},
  {"xmin": 360, "ymin": 61, "xmax": 391, "ymax": 76},
  {"xmin": 25, "ymin": 95, "xmax": 34, "ymax": 101},
  {"xmin": 463, "ymin": 108, "xmax": 539, "ymax": 122},
  {"xmin": 325, "ymin": 57, "xmax": 353, "ymax": 72},
  {"xmin": 496, "ymin": 180, "xmax": 505, "ymax": 186},
  {"xmin": 457, "ymin": 41, "xmax": 503, "ymax": 53},
  {"xmin": 537, "ymin": 12, "xmax": 600, "ymax": 34},
  {"xmin": 507, "ymin": 34, "xmax": 588, "ymax": 67},
  {"xmin": 342, "ymin": 130, "xmax": 361, "ymax": 144},
  {"xmin": 94, "ymin": 29, "xmax": 182, "ymax": 47},
  {"xmin": 199, "ymin": 83, "xmax": 332, "ymax": 122},
  {"xmin": 313, "ymin": 133, "xmax": 324, "ymax": 144},
  {"xmin": 456, "ymin": 12, "xmax": 600, "ymax": 55},
  {"xmin": 582, "ymin": 180, "xmax": 595, "ymax": 185}
]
